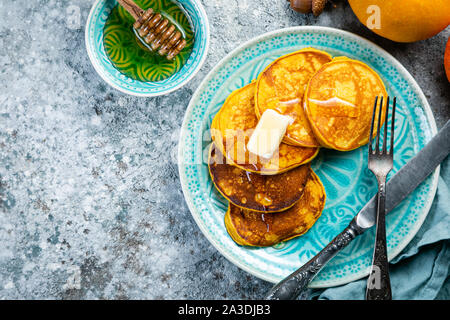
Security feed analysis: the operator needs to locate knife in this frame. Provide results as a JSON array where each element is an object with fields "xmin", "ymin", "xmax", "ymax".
[{"xmin": 265, "ymin": 119, "xmax": 450, "ymax": 300}]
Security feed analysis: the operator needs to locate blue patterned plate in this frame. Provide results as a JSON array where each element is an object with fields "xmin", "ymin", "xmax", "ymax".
[
  {"xmin": 178, "ymin": 27, "xmax": 439, "ymax": 287},
  {"xmin": 85, "ymin": 0, "xmax": 209, "ymax": 97}
]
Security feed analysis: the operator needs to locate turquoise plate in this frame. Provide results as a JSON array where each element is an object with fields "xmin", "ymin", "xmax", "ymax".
[{"xmin": 178, "ymin": 27, "xmax": 439, "ymax": 287}]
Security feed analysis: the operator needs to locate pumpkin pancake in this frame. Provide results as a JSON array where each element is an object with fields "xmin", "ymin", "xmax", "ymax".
[
  {"xmin": 255, "ymin": 48, "xmax": 332, "ymax": 147},
  {"xmin": 208, "ymin": 144, "xmax": 311, "ymax": 213},
  {"xmin": 304, "ymin": 57, "xmax": 388, "ymax": 151},
  {"xmin": 224, "ymin": 170, "xmax": 326, "ymax": 247},
  {"xmin": 211, "ymin": 82, "xmax": 319, "ymax": 175}
]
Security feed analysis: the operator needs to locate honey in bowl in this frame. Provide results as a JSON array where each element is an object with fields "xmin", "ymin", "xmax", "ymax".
[{"xmin": 103, "ymin": 0, "xmax": 194, "ymax": 82}]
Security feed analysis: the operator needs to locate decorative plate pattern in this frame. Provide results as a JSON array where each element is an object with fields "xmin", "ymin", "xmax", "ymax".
[
  {"xmin": 85, "ymin": 0, "xmax": 209, "ymax": 97},
  {"xmin": 178, "ymin": 27, "xmax": 439, "ymax": 287}
]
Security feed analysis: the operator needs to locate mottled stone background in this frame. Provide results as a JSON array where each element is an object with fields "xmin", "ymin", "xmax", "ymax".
[{"xmin": 0, "ymin": 0, "xmax": 449, "ymax": 299}]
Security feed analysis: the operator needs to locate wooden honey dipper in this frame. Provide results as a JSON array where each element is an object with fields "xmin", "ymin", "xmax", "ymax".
[{"xmin": 117, "ymin": 0, "xmax": 187, "ymax": 60}]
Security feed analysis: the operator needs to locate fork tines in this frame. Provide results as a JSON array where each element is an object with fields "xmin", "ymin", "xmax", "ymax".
[{"xmin": 369, "ymin": 96, "xmax": 397, "ymax": 156}]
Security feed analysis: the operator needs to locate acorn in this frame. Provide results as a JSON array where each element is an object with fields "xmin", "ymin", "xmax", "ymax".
[
  {"xmin": 289, "ymin": 0, "xmax": 312, "ymax": 13},
  {"xmin": 289, "ymin": 0, "xmax": 328, "ymax": 17}
]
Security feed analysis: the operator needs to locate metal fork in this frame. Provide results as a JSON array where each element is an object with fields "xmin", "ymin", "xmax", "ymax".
[{"xmin": 366, "ymin": 96, "xmax": 396, "ymax": 300}]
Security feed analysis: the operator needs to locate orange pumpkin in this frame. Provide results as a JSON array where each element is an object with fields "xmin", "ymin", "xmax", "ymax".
[{"xmin": 349, "ymin": 0, "xmax": 450, "ymax": 43}]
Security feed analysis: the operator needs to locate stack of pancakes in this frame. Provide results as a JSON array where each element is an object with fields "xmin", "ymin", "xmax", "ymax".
[{"xmin": 209, "ymin": 48, "xmax": 387, "ymax": 247}]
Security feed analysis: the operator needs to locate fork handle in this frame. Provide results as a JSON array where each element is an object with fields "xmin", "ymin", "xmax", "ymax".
[
  {"xmin": 265, "ymin": 218, "xmax": 364, "ymax": 300},
  {"xmin": 366, "ymin": 181, "xmax": 392, "ymax": 300}
]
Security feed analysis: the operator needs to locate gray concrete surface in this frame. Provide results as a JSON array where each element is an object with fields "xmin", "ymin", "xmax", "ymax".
[{"xmin": 0, "ymin": 0, "xmax": 449, "ymax": 299}]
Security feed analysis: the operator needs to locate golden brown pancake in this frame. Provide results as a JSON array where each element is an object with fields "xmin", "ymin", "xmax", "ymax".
[
  {"xmin": 224, "ymin": 170, "xmax": 326, "ymax": 247},
  {"xmin": 208, "ymin": 144, "xmax": 311, "ymax": 213},
  {"xmin": 304, "ymin": 57, "xmax": 388, "ymax": 151},
  {"xmin": 211, "ymin": 82, "xmax": 319, "ymax": 175},
  {"xmin": 255, "ymin": 48, "xmax": 332, "ymax": 147}
]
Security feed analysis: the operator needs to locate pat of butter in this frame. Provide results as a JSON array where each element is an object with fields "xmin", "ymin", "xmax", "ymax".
[{"xmin": 247, "ymin": 109, "xmax": 293, "ymax": 159}]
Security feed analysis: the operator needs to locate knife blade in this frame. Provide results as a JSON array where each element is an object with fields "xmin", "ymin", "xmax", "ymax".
[
  {"xmin": 266, "ymin": 119, "xmax": 450, "ymax": 300},
  {"xmin": 356, "ymin": 119, "xmax": 450, "ymax": 230}
]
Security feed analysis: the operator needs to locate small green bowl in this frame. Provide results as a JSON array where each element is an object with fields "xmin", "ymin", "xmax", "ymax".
[{"xmin": 85, "ymin": 0, "xmax": 210, "ymax": 97}]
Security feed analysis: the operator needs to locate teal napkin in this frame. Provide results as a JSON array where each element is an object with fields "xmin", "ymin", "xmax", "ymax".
[{"xmin": 314, "ymin": 156, "xmax": 450, "ymax": 300}]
